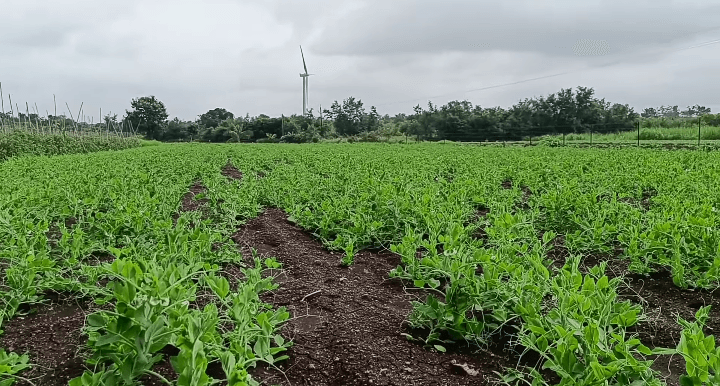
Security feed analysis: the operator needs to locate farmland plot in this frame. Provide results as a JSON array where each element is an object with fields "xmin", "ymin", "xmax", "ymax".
[{"xmin": 1, "ymin": 143, "xmax": 720, "ymax": 385}]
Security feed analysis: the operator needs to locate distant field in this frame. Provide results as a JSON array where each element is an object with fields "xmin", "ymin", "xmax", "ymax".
[
  {"xmin": 2, "ymin": 143, "xmax": 720, "ymax": 385},
  {"xmin": 547, "ymin": 125, "xmax": 720, "ymax": 142},
  {"xmin": 0, "ymin": 125, "xmax": 140, "ymax": 160}
]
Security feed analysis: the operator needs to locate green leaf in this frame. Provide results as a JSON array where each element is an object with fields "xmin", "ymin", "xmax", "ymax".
[
  {"xmin": 637, "ymin": 344, "xmax": 653, "ymax": 356},
  {"xmin": 87, "ymin": 313, "xmax": 106, "ymax": 327},
  {"xmin": 274, "ymin": 334, "xmax": 285, "ymax": 347},
  {"xmin": 433, "ymin": 345, "xmax": 446, "ymax": 352},
  {"xmin": 679, "ymin": 375, "xmax": 697, "ymax": 386},
  {"xmin": 94, "ymin": 333, "xmax": 122, "ymax": 347},
  {"xmin": 651, "ymin": 347, "xmax": 677, "ymax": 355}
]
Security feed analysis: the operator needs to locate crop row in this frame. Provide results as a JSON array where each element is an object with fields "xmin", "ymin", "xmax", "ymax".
[
  {"xmin": 2, "ymin": 143, "xmax": 720, "ymax": 385},
  {"xmin": 0, "ymin": 145, "xmax": 287, "ymax": 385}
]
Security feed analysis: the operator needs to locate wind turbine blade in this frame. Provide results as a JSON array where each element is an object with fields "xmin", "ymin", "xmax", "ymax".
[{"xmin": 300, "ymin": 45, "xmax": 308, "ymax": 74}]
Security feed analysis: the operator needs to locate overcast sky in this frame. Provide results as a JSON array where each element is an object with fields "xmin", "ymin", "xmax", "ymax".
[{"xmin": 2, "ymin": 0, "xmax": 719, "ymax": 121}]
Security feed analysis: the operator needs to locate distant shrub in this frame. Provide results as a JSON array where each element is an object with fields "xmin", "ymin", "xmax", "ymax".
[
  {"xmin": 279, "ymin": 132, "xmax": 320, "ymax": 143},
  {"xmin": 345, "ymin": 132, "xmax": 385, "ymax": 143},
  {"xmin": 537, "ymin": 136, "xmax": 563, "ymax": 147},
  {"xmin": 0, "ymin": 130, "xmax": 141, "ymax": 161},
  {"xmin": 256, "ymin": 133, "xmax": 280, "ymax": 143},
  {"xmin": 139, "ymin": 139, "xmax": 162, "ymax": 147}
]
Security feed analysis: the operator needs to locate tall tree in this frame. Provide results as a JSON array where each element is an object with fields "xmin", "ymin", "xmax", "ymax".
[
  {"xmin": 124, "ymin": 96, "xmax": 168, "ymax": 139},
  {"xmin": 682, "ymin": 104, "xmax": 711, "ymax": 117},
  {"xmin": 325, "ymin": 97, "xmax": 366, "ymax": 136},
  {"xmin": 364, "ymin": 106, "xmax": 381, "ymax": 132},
  {"xmin": 199, "ymin": 108, "xmax": 234, "ymax": 129},
  {"xmin": 641, "ymin": 107, "xmax": 658, "ymax": 118}
]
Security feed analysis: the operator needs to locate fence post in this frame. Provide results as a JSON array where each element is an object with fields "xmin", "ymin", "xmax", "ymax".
[
  {"xmin": 590, "ymin": 130, "xmax": 593, "ymax": 145},
  {"xmin": 529, "ymin": 127, "xmax": 532, "ymax": 146},
  {"xmin": 698, "ymin": 116, "xmax": 701, "ymax": 146},
  {"xmin": 563, "ymin": 133, "xmax": 566, "ymax": 146},
  {"xmin": 637, "ymin": 121, "xmax": 640, "ymax": 147}
]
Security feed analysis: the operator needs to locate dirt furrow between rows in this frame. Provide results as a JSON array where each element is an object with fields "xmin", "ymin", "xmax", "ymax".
[{"xmin": 233, "ymin": 208, "xmax": 507, "ymax": 386}]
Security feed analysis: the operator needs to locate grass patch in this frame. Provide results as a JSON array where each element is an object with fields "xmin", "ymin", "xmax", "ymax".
[{"xmin": 0, "ymin": 130, "xmax": 141, "ymax": 161}]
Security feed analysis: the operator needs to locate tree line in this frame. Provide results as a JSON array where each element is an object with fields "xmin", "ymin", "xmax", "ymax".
[{"xmin": 4, "ymin": 86, "xmax": 714, "ymax": 142}]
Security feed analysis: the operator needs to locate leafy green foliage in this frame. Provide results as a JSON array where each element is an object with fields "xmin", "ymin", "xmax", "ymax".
[
  {"xmin": 0, "ymin": 349, "xmax": 30, "ymax": 386},
  {"xmin": 0, "ymin": 130, "xmax": 140, "ymax": 161},
  {"xmin": 124, "ymin": 96, "xmax": 169, "ymax": 140},
  {"xmin": 671, "ymin": 306, "xmax": 720, "ymax": 385},
  {"xmin": 0, "ymin": 146, "xmax": 288, "ymax": 385},
  {"xmin": 2, "ymin": 143, "xmax": 720, "ymax": 385},
  {"xmin": 518, "ymin": 259, "xmax": 660, "ymax": 385}
]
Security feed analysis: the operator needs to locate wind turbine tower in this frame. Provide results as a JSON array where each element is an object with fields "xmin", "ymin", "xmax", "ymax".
[{"xmin": 299, "ymin": 46, "xmax": 313, "ymax": 116}]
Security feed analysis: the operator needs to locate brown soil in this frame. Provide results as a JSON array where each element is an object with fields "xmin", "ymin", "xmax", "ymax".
[
  {"xmin": 521, "ymin": 186, "xmax": 532, "ymax": 202},
  {"xmin": 173, "ymin": 181, "xmax": 209, "ymax": 225},
  {"xmin": 221, "ymin": 162, "xmax": 243, "ymax": 181},
  {"xmin": 139, "ymin": 345, "xmax": 180, "ymax": 386},
  {"xmin": 545, "ymin": 233, "xmax": 569, "ymax": 271},
  {"xmin": 0, "ymin": 299, "xmax": 91, "ymax": 386},
  {"xmin": 233, "ymin": 208, "xmax": 511, "ymax": 386},
  {"xmin": 46, "ymin": 217, "xmax": 77, "ymax": 248},
  {"xmin": 83, "ymin": 251, "xmax": 116, "ymax": 266},
  {"xmin": 500, "ymin": 180, "xmax": 532, "ymax": 210},
  {"xmin": 517, "ymin": 186, "xmax": 532, "ymax": 211},
  {"xmin": 468, "ymin": 207, "xmax": 490, "ymax": 243}
]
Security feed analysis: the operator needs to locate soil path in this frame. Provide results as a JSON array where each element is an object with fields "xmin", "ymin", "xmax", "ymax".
[
  {"xmin": 234, "ymin": 208, "xmax": 507, "ymax": 386},
  {"xmin": 0, "ymin": 298, "xmax": 90, "ymax": 386}
]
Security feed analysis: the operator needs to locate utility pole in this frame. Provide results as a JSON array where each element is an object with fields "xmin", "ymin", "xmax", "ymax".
[
  {"xmin": 698, "ymin": 114, "xmax": 702, "ymax": 146},
  {"xmin": 0, "ymin": 82, "xmax": 4, "ymax": 132}
]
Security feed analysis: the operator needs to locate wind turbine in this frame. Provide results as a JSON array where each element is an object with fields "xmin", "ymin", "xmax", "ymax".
[{"xmin": 299, "ymin": 45, "xmax": 313, "ymax": 116}]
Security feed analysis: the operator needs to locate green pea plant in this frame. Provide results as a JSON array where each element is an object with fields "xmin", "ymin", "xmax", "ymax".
[
  {"xmin": 516, "ymin": 257, "xmax": 663, "ymax": 386},
  {"xmin": 668, "ymin": 305, "xmax": 720, "ymax": 386},
  {"xmin": 0, "ymin": 349, "xmax": 30, "ymax": 386}
]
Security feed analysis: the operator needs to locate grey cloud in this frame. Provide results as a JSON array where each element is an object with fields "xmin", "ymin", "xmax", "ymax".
[
  {"xmin": 0, "ymin": 0, "xmax": 135, "ymax": 48},
  {"xmin": 1, "ymin": 0, "xmax": 719, "ymax": 121},
  {"xmin": 312, "ymin": 0, "xmax": 720, "ymax": 58}
]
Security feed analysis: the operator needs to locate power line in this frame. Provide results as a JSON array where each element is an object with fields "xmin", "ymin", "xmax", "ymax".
[
  {"xmin": 374, "ymin": 36, "xmax": 720, "ymax": 108},
  {"xmin": 674, "ymin": 38, "xmax": 720, "ymax": 52},
  {"xmin": 376, "ymin": 72, "xmax": 571, "ymax": 107}
]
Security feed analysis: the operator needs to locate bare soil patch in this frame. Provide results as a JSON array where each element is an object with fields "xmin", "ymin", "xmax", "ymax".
[
  {"xmin": 0, "ymin": 299, "xmax": 90, "ymax": 386},
  {"xmin": 221, "ymin": 162, "xmax": 243, "ymax": 181},
  {"xmin": 233, "ymin": 208, "xmax": 512, "ymax": 386},
  {"xmin": 173, "ymin": 181, "xmax": 209, "ymax": 225},
  {"xmin": 46, "ymin": 217, "xmax": 78, "ymax": 248},
  {"xmin": 467, "ymin": 206, "xmax": 490, "ymax": 243}
]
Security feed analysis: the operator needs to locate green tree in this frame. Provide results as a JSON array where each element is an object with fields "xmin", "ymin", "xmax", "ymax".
[
  {"xmin": 682, "ymin": 104, "xmax": 712, "ymax": 117},
  {"xmin": 364, "ymin": 106, "xmax": 381, "ymax": 132},
  {"xmin": 199, "ymin": 108, "xmax": 234, "ymax": 129},
  {"xmin": 659, "ymin": 105, "xmax": 680, "ymax": 118},
  {"xmin": 124, "ymin": 96, "xmax": 168, "ymax": 140},
  {"xmin": 103, "ymin": 113, "xmax": 118, "ymax": 126},
  {"xmin": 641, "ymin": 107, "xmax": 659, "ymax": 118},
  {"xmin": 161, "ymin": 118, "xmax": 199, "ymax": 141},
  {"xmin": 325, "ymin": 97, "xmax": 366, "ymax": 136}
]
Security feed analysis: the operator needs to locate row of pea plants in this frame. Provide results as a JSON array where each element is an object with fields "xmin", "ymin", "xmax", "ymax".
[
  {"xmin": 0, "ymin": 146, "xmax": 291, "ymax": 385},
  {"xmin": 387, "ymin": 205, "xmax": 720, "ymax": 385}
]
